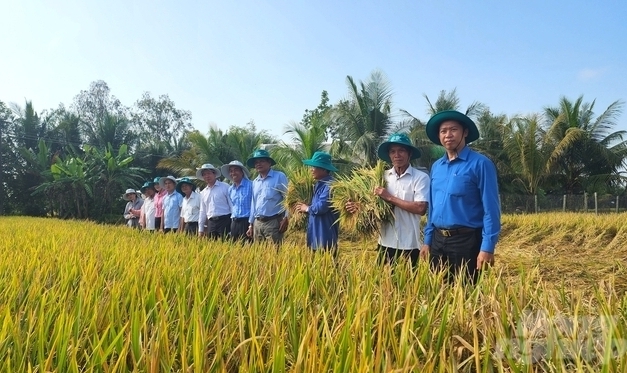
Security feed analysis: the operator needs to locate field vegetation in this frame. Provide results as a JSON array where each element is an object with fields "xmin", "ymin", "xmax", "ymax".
[{"xmin": 1, "ymin": 213, "xmax": 626, "ymax": 372}]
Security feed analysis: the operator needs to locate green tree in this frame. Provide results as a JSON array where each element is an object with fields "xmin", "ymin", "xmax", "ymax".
[
  {"xmin": 271, "ymin": 117, "xmax": 328, "ymax": 172},
  {"xmin": 331, "ymin": 70, "xmax": 394, "ymax": 166},
  {"xmin": 544, "ymin": 96, "xmax": 627, "ymax": 194}
]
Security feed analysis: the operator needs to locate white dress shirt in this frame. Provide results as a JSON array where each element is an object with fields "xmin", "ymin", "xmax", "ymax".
[
  {"xmin": 379, "ymin": 166, "xmax": 430, "ymax": 250},
  {"xmin": 141, "ymin": 197, "xmax": 156, "ymax": 230},
  {"xmin": 198, "ymin": 180, "xmax": 232, "ymax": 232},
  {"xmin": 180, "ymin": 191, "xmax": 201, "ymax": 223}
]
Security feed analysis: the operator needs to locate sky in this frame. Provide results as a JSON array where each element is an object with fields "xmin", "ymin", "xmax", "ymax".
[{"xmin": 1, "ymin": 0, "xmax": 627, "ymax": 140}]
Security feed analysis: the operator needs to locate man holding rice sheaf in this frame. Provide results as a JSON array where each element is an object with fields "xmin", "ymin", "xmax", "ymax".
[
  {"xmin": 421, "ymin": 110, "xmax": 500, "ymax": 283},
  {"xmin": 346, "ymin": 133, "xmax": 430, "ymax": 266},
  {"xmin": 246, "ymin": 149, "xmax": 289, "ymax": 245},
  {"xmin": 295, "ymin": 151, "xmax": 340, "ymax": 253}
]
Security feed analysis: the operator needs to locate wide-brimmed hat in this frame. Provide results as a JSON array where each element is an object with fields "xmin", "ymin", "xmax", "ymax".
[
  {"xmin": 246, "ymin": 149, "xmax": 276, "ymax": 168},
  {"xmin": 122, "ymin": 188, "xmax": 140, "ymax": 201},
  {"xmin": 426, "ymin": 110, "xmax": 480, "ymax": 145},
  {"xmin": 158, "ymin": 175, "xmax": 177, "ymax": 189},
  {"xmin": 377, "ymin": 133, "xmax": 421, "ymax": 162},
  {"xmin": 195, "ymin": 163, "xmax": 221, "ymax": 179},
  {"xmin": 220, "ymin": 160, "xmax": 250, "ymax": 181},
  {"xmin": 175, "ymin": 177, "xmax": 196, "ymax": 195},
  {"xmin": 140, "ymin": 181, "xmax": 156, "ymax": 193},
  {"xmin": 302, "ymin": 151, "xmax": 338, "ymax": 172}
]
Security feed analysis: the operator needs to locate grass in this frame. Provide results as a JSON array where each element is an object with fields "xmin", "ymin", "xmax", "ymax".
[{"xmin": 0, "ymin": 213, "xmax": 625, "ymax": 372}]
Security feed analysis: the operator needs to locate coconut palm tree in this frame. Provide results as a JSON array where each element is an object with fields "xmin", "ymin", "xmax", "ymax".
[
  {"xmin": 331, "ymin": 70, "xmax": 394, "ymax": 166},
  {"xmin": 271, "ymin": 117, "xmax": 329, "ymax": 172},
  {"xmin": 544, "ymin": 96, "xmax": 627, "ymax": 194}
]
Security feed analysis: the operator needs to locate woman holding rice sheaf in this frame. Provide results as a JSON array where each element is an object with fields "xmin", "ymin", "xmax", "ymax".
[{"xmin": 295, "ymin": 151, "xmax": 339, "ymax": 253}]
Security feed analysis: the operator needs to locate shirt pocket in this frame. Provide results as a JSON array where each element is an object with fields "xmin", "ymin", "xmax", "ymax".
[
  {"xmin": 398, "ymin": 190, "xmax": 413, "ymax": 201},
  {"xmin": 449, "ymin": 175, "xmax": 473, "ymax": 197}
]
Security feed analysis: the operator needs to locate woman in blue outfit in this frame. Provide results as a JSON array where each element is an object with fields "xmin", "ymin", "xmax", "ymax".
[{"xmin": 295, "ymin": 151, "xmax": 339, "ymax": 253}]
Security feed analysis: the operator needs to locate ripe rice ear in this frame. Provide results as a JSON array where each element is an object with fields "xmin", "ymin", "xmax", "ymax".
[
  {"xmin": 330, "ymin": 161, "xmax": 394, "ymax": 238},
  {"xmin": 284, "ymin": 167, "xmax": 314, "ymax": 231}
]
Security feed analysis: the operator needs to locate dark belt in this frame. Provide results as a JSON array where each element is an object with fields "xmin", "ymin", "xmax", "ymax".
[
  {"xmin": 209, "ymin": 214, "xmax": 231, "ymax": 221},
  {"xmin": 232, "ymin": 217, "xmax": 249, "ymax": 222},
  {"xmin": 436, "ymin": 227, "xmax": 478, "ymax": 237},
  {"xmin": 256, "ymin": 213, "xmax": 284, "ymax": 222}
]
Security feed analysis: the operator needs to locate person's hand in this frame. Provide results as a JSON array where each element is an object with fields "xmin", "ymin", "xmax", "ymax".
[
  {"xmin": 198, "ymin": 231, "xmax": 206, "ymax": 238},
  {"xmin": 374, "ymin": 186, "xmax": 393, "ymax": 202},
  {"xmin": 419, "ymin": 244, "xmax": 430, "ymax": 260},
  {"xmin": 477, "ymin": 251, "xmax": 494, "ymax": 269},
  {"xmin": 279, "ymin": 217, "xmax": 289, "ymax": 233},
  {"xmin": 295, "ymin": 202, "xmax": 309, "ymax": 213},
  {"xmin": 345, "ymin": 200, "xmax": 359, "ymax": 214},
  {"xmin": 246, "ymin": 225, "xmax": 253, "ymax": 238}
]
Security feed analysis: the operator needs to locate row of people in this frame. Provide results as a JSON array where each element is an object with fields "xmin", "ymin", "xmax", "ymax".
[{"xmin": 122, "ymin": 110, "xmax": 501, "ymax": 282}]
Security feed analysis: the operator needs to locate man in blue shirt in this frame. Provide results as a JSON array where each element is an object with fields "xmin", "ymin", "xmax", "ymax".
[
  {"xmin": 246, "ymin": 149, "xmax": 289, "ymax": 245},
  {"xmin": 159, "ymin": 175, "xmax": 184, "ymax": 233},
  {"xmin": 295, "ymin": 151, "xmax": 339, "ymax": 253},
  {"xmin": 420, "ymin": 110, "xmax": 501, "ymax": 283},
  {"xmin": 221, "ymin": 160, "xmax": 253, "ymax": 242}
]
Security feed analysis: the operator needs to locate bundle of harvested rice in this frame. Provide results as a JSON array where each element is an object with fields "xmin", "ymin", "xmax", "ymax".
[
  {"xmin": 330, "ymin": 160, "xmax": 394, "ymax": 237},
  {"xmin": 284, "ymin": 166, "xmax": 314, "ymax": 231}
]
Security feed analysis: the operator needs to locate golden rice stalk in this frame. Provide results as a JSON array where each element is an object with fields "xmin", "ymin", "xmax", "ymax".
[
  {"xmin": 330, "ymin": 160, "xmax": 394, "ymax": 238},
  {"xmin": 284, "ymin": 166, "xmax": 314, "ymax": 231}
]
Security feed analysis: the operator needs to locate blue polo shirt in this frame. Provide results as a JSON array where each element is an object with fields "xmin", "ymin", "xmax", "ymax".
[
  {"xmin": 424, "ymin": 146, "xmax": 501, "ymax": 253},
  {"xmin": 249, "ymin": 169, "xmax": 288, "ymax": 224}
]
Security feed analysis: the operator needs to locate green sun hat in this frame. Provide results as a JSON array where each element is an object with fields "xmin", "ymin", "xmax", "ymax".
[
  {"xmin": 426, "ymin": 110, "xmax": 480, "ymax": 145},
  {"xmin": 175, "ymin": 177, "xmax": 196, "ymax": 196},
  {"xmin": 246, "ymin": 149, "xmax": 276, "ymax": 168},
  {"xmin": 152, "ymin": 176, "xmax": 161, "ymax": 185},
  {"xmin": 302, "ymin": 151, "xmax": 338, "ymax": 172},
  {"xmin": 140, "ymin": 181, "xmax": 156, "ymax": 193},
  {"xmin": 377, "ymin": 133, "xmax": 421, "ymax": 163}
]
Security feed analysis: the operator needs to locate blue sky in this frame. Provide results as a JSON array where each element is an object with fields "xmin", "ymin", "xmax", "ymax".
[{"xmin": 1, "ymin": 0, "xmax": 626, "ymax": 139}]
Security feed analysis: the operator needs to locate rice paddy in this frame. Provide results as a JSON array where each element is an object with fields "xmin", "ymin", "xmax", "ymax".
[{"xmin": 0, "ymin": 213, "xmax": 626, "ymax": 372}]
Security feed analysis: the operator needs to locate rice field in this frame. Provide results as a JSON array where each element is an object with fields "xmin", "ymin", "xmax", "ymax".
[{"xmin": 0, "ymin": 214, "xmax": 626, "ymax": 372}]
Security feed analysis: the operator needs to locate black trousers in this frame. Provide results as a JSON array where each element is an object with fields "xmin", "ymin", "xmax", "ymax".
[
  {"xmin": 154, "ymin": 217, "xmax": 162, "ymax": 231},
  {"xmin": 163, "ymin": 228, "xmax": 177, "ymax": 234},
  {"xmin": 429, "ymin": 228, "xmax": 482, "ymax": 283},
  {"xmin": 378, "ymin": 245, "xmax": 420, "ymax": 267},
  {"xmin": 230, "ymin": 218, "xmax": 252, "ymax": 242},
  {"xmin": 184, "ymin": 221, "xmax": 199, "ymax": 235},
  {"xmin": 207, "ymin": 215, "xmax": 231, "ymax": 239}
]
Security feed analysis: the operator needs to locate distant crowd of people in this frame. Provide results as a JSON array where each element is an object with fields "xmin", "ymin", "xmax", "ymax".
[{"xmin": 123, "ymin": 111, "xmax": 501, "ymax": 282}]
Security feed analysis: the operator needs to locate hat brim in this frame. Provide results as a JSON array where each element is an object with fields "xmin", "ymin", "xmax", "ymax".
[
  {"xmin": 122, "ymin": 192, "xmax": 139, "ymax": 201},
  {"xmin": 302, "ymin": 159, "xmax": 338, "ymax": 172},
  {"xmin": 159, "ymin": 176, "xmax": 177, "ymax": 188},
  {"xmin": 220, "ymin": 164, "xmax": 250, "ymax": 181},
  {"xmin": 175, "ymin": 181, "xmax": 195, "ymax": 195},
  {"xmin": 140, "ymin": 185, "xmax": 155, "ymax": 194},
  {"xmin": 377, "ymin": 142, "xmax": 421, "ymax": 163},
  {"xmin": 246, "ymin": 157, "xmax": 276, "ymax": 168},
  {"xmin": 426, "ymin": 111, "xmax": 480, "ymax": 146},
  {"xmin": 195, "ymin": 168, "xmax": 222, "ymax": 179}
]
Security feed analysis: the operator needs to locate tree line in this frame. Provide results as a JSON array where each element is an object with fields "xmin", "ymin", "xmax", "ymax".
[{"xmin": 1, "ymin": 70, "xmax": 625, "ymax": 221}]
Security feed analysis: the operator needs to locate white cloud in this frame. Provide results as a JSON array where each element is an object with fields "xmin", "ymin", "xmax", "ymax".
[{"xmin": 577, "ymin": 68, "xmax": 607, "ymax": 81}]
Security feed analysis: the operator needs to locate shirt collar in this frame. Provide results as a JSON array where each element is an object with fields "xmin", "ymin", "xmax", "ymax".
[
  {"xmin": 441, "ymin": 145, "xmax": 471, "ymax": 163},
  {"xmin": 256, "ymin": 168, "xmax": 275, "ymax": 180},
  {"xmin": 387, "ymin": 166, "xmax": 413, "ymax": 178}
]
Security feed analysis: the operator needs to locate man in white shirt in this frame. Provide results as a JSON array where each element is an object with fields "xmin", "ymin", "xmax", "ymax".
[
  {"xmin": 177, "ymin": 177, "xmax": 201, "ymax": 235},
  {"xmin": 371, "ymin": 133, "xmax": 430, "ymax": 267},
  {"xmin": 197, "ymin": 163, "xmax": 232, "ymax": 239},
  {"xmin": 139, "ymin": 181, "xmax": 157, "ymax": 231}
]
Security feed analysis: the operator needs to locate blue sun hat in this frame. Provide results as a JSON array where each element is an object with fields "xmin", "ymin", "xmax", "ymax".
[
  {"xmin": 377, "ymin": 133, "xmax": 421, "ymax": 163},
  {"xmin": 246, "ymin": 149, "xmax": 276, "ymax": 168},
  {"xmin": 425, "ymin": 110, "xmax": 480, "ymax": 145},
  {"xmin": 152, "ymin": 176, "xmax": 161, "ymax": 185},
  {"xmin": 302, "ymin": 151, "xmax": 338, "ymax": 172},
  {"xmin": 175, "ymin": 177, "xmax": 196, "ymax": 196}
]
